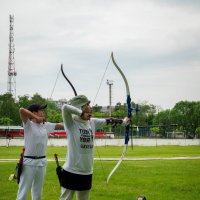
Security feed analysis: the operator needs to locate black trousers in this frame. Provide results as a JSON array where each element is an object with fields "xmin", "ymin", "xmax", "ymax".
[{"xmin": 60, "ymin": 170, "xmax": 92, "ymax": 191}]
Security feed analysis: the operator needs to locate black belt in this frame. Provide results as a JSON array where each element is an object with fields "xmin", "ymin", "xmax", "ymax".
[{"xmin": 24, "ymin": 156, "xmax": 46, "ymax": 159}]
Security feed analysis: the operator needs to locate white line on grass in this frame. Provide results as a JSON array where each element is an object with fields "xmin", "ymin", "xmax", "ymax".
[{"xmin": 1, "ymin": 156, "xmax": 200, "ymax": 162}]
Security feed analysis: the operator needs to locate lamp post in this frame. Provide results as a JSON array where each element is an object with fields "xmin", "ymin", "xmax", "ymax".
[
  {"xmin": 106, "ymin": 80, "xmax": 113, "ymax": 138},
  {"xmin": 106, "ymin": 80, "xmax": 113, "ymax": 117}
]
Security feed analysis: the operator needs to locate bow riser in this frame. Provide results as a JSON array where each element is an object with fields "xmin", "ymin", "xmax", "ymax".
[{"xmin": 125, "ymin": 94, "xmax": 132, "ymax": 144}]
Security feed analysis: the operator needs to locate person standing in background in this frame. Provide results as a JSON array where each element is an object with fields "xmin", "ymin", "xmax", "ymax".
[{"xmin": 5, "ymin": 127, "xmax": 12, "ymax": 147}]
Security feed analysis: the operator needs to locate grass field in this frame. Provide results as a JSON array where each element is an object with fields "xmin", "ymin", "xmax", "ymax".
[{"xmin": 0, "ymin": 145, "xmax": 200, "ymax": 200}]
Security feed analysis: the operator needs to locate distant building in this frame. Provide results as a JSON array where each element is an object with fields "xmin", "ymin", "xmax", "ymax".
[
  {"xmin": 100, "ymin": 106, "xmax": 115, "ymax": 113},
  {"xmin": 47, "ymin": 98, "xmax": 67, "ymax": 109},
  {"xmin": 48, "ymin": 98, "xmax": 115, "ymax": 112}
]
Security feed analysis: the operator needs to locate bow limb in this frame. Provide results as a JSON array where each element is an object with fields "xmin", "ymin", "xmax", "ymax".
[
  {"xmin": 61, "ymin": 64, "xmax": 77, "ymax": 96},
  {"xmin": 111, "ymin": 52, "xmax": 130, "ymax": 96},
  {"xmin": 106, "ymin": 52, "xmax": 132, "ymax": 184}
]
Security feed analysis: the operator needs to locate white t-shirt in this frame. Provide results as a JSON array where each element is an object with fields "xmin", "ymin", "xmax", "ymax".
[
  {"xmin": 23, "ymin": 119, "xmax": 55, "ymax": 166},
  {"xmin": 62, "ymin": 104, "xmax": 106, "ymax": 175}
]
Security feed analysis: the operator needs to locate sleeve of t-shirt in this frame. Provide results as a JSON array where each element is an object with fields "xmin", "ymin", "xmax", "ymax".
[
  {"xmin": 92, "ymin": 118, "xmax": 106, "ymax": 130},
  {"xmin": 45, "ymin": 122, "xmax": 56, "ymax": 134},
  {"xmin": 23, "ymin": 118, "xmax": 31, "ymax": 130},
  {"xmin": 62, "ymin": 104, "xmax": 82, "ymax": 127}
]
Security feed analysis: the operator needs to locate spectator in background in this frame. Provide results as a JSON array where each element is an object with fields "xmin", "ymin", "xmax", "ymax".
[{"xmin": 5, "ymin": 127, "xmax": 12, "ymax": 147}]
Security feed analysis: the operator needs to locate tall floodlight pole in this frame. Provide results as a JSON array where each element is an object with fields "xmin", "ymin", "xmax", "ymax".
[
  {"xmin": 106, "ymin": 80, "xmax": 113, "ymax": 117},
  {"xmin": 7, "ymin": 15, "xmax": 17, "ymax": 99}
]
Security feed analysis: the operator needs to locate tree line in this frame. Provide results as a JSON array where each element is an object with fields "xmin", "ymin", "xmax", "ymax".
[{"xmin": 0, "ymin": 92, "xmax": 200, "ymax": 138}]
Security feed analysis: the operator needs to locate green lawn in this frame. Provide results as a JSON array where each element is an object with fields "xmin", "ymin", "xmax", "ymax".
[
  {"xmin": 0, "ymin": 145, "xmax": 200, "ymax": 200},
  {"xmin": 1, "ymin": 145, "xmax": 200, "ymax": 159}
]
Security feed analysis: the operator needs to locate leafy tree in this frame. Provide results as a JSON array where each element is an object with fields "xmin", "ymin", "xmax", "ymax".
[
  {"xmin": 152, "ymin": 109, "xmax": 174, "ymax": 136},
  {"xmin": 0, "ymin": 93, "xmax": 20, "ymax": 125},
  {"xmin": 0, "ymin": 91, "xmax": 199, "ymax": 139},
  {"xmin": 133, "ymin": 102, "xmax": 156, "ymax": 127},
  {"xmin": 92, "ymin": 104, "xmax": 102, "ymax": 112},
  {"xmin": 150, "ymin": 127, "xmax": 160, "ymax": 135},
  {"xmin": 112, "ymin": 102, "xmax": 126, "ymax": 118},
  {"xmin": 30, "ymin": 93, "xmax": 47, "ymax": 105},
  {"xmin": 171, "ymin": 101, "xmax": 200, "ymax": 138},
  {"xmin": 93, "ymin": 112, "xmax": 107, "ymax": 118},
  {"xmin": 46, "ymin": 101, "xmax": 62, "ymax": 122},
  {"xmin": 195, "ymin": 127, "xmax": 200, "ymax": 138},
  {"xmin": 0, "ymin": 117, "xmax": 13, "ymax": 125},
  {"xmin": 18, "ymin": 95, "xmax": 31, "ymax": 109}
]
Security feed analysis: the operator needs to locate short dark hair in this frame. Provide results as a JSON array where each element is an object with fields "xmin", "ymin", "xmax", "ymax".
[{"xmin": 28, "ymin": 104, "xmax": 47, "ymax": 112}]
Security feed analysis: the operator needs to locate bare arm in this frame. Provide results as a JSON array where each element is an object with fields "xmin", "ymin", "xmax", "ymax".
[{"xmin": 19, "ymin": 108, "xmax": 45, "ymax": 124}]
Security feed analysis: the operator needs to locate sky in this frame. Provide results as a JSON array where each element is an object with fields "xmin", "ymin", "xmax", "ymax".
[{"xmin": 0, "ymin": 0, "xmax": 200, "ymax": 110}]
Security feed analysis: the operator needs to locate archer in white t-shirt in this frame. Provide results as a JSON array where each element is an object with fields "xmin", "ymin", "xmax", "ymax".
[{"xmin": 16, "ymin": 103, "xmax": 63, "ymax": 200}]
